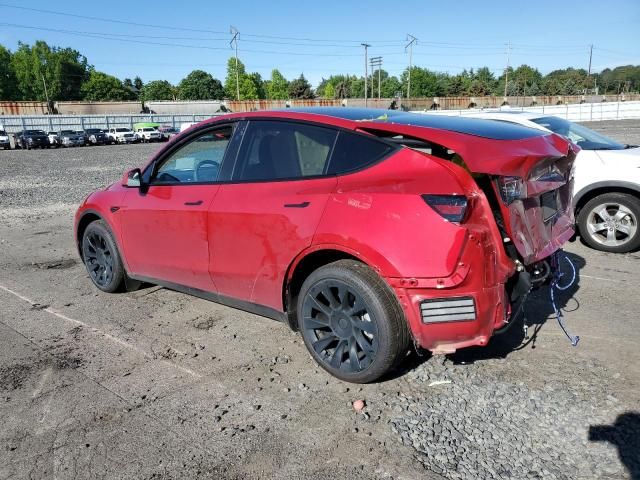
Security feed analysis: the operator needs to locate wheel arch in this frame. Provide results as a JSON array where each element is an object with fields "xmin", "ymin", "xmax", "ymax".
[
  {"xmin": 282, "ymin": 245, "xmax": 377, "ymax": 331},
  {"xmin": 574, "ymin": 181, "xmax": 640, "ymax": 215}
]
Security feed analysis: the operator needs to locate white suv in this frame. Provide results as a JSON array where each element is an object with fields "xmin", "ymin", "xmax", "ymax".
[
  {"xmin": 135, "ymin": 127, "xmax": 162, "ymax": 143},
  {"xmin": 446, "ymin": 111, "xmax": 640, "ymax": 253},
  {"xmin": 107, "ymin": 127, "xmax": 137, "ymax": 144}
]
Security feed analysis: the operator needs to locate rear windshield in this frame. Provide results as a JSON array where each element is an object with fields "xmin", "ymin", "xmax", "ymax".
[
  {"xmin": 25, "ymin": 130, "xmax": 46, "ymax": 135},
  {"xmin": 61, "ymin": 130, "xmax": 75, "ymax": 135},
  {"xmin": 116, "ymin": 128, "xmax": 129, "ymax": 132},
  {"xmin": 0, "ymin": 130, "xmax": 7, "ymax": 135}
]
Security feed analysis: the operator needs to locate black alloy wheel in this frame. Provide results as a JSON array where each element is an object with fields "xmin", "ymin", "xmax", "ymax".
[
  {"xmin": 297, "ymin": 260, "xmax": 410, "ymax": 383},
  {"xmin": 83, "ymin": 229, "xmax": 115, "ymax": 288},
  {"xmin": 80, "ymin": 220, "xmax": 138, "ymax": 293},
  {"xmin": 302, "ymin": 279, "xmax": 379, "ymax": 373}
]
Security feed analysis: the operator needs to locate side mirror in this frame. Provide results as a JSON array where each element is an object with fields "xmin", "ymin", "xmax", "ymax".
[{"xmin": 122, "ymin": 168, "xmax": 143, "ymax": 188}]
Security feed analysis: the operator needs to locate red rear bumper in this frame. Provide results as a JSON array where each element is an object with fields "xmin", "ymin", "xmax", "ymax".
[{"xmin": 386, "ymin": 222, "xmax": 515, "ymax": 354}]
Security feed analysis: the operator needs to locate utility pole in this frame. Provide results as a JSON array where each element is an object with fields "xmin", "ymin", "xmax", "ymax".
[
  {"xmin": 41, "ymin": 73, "xmax": 50, "ymax": 114},
  {"xmin": 405, "ymin": 35, "xmax": 417, "ymax": 105},
  {"xmin": 587, "ymin": 44, "xmax": 593, "ymax": 95},
  {"xmin": 361, "ymin": 43, "xmax": 370, "ymax": 107},
  {"xmin": 503, "ymin": 41, "xmax": 511, "ymax": 98},
  {"xmin": 230, "ymin": 26, "xmax": 240, "ymax": 101},
  {"xmin": 370, "ymin": 56, "xmax": 383, "ymax": 100}
]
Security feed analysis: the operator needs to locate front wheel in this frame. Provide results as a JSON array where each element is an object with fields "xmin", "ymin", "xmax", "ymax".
[
  {"xmin": 577, "ymin": 192, "xmax": 640, "ymax": 253},
  {"xmin": 297, "ymin": 260, "xmax": 411, "ymax": 383},
  {"xmin": 81, "ymin": 220, "xmax": 139, "ymax": 293}
]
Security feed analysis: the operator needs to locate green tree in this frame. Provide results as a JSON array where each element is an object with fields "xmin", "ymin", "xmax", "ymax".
[
  {"xmin": 10, "ymin": 40, "xmax": 88, "ymax": 101},
  {"xmin": 0, "ymin": 45, "xmax": 17, "ymax": 100},
  {"xmin": 248, "ymin": 72, "xmax": 266, "ymax": 99},
  {"xmin": 324, "ymin": 82, "xmax": 335, "ymax": 99},
  {"xmin": 133, "ymin": 76, "xmax": 144, "ymax": 91},
  {"xmin": 178, "ymin": 70, "xmax": 224, "ymax": 100},
  {"xmin": 268, "ymin": 69, "xmax": 289, "ymax": 99},
  {"xmin": 239, "ymin": 76, "xmax": 258, "ymax": 100},
  {"xmin": 288, "ymin": 74, "xmax": 314, "ymax": 99},
  {"xmin": 141, "ymin": 80, "xmax": 176, "ymax": 101},
  {"xmin": 224, "ymin": 57, "xmax": 246, "ymax": 99},
  {"xmin": 81, "ymin": 70, "xmax": 136, "ymax": 101},
  {"xmin": 401, "ymin": 67, "xmax": 443, "ymax": 97}
]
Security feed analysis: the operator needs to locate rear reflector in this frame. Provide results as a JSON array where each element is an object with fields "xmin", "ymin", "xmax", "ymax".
[
  {"xmin": 422, "ymin": 195, "xmax": 468, "ymax": 223},
  {"xmin": 420, "ymin": 297, "xmax": 476, "ymax": 323}
]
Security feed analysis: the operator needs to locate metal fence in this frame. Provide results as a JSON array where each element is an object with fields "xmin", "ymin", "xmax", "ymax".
[
  {"xmin": 417, "ymin": 101, "xmax": 640, "ymax": 122},
  {"xmin": 0, "ymin": 114, "xmax": 222, "ymax": 134}
]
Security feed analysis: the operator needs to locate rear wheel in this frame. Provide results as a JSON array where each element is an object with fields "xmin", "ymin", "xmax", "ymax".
[
  {"xmin": 297, "ymin": 260, "xmax": 410, "ymax": 383},
  {"xmin": 81, "ymin": 220, "xmax": 139, "ymax": 293},
  {"xmin": 577, "ymin": 192, "xmax": 640, "ymax": 253}
]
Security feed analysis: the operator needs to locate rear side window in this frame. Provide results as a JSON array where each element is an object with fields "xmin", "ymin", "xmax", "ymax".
[
  {"xmin": 233, "ymin": 121, "xmax": 337, "ymax": 181},
  {"xmin": 327, "ymin": 131, "xmax": 393, "ymax": 175}
]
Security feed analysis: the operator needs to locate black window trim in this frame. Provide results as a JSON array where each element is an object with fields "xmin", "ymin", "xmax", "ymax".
[
  {"xmin": 144, "ymin": 121, "xmax": 240, "ymax": 187},
  {"xmin": 226, "ymin": 117, "xmax": 399, "ymax": 185}
]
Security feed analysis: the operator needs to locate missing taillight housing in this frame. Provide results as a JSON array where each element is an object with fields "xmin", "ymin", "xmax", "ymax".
[
  {"xmin": 422, "ymin": 194, "xmax": 468, "ymax": 223},
  {"xmin": 497, "ymin": 176, "xmax": 526, "ymax": 205}
]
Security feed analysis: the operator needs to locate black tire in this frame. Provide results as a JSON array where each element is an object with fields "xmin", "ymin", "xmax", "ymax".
[
  {"xmin": 577, "ymin": 192, "xmax": 640, "ymax": 253},
  {"xmin": 296, "ymin": 260, "xmax": 411, "ymax": 383},
  {"xmin": 81, "ymin": 220, "xmax": 135, "ymax": 293}
]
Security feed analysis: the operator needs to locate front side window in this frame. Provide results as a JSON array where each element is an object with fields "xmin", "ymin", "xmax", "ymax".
[
  {"xmin": 233, "ymin": 121, "xmax": 337, "ymax": 182},
  {"xmin": 152, "ymin": 127, "xmax": 232, "ymax": 184}
]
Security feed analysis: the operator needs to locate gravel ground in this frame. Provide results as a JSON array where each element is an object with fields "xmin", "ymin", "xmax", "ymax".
[{"xmin": 0, "ymin": 121, "xmax": 639, "ymax": 479}]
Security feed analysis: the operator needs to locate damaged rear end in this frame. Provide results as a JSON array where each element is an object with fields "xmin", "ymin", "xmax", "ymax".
[{"xmin": 357, "ymin": 115, "xmax": 577, "ymax": 350}]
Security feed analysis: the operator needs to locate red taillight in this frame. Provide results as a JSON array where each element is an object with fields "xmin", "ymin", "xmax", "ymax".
[{"xmin": 422, "ymin": 195, "xmax": 468, "ymax": 224}]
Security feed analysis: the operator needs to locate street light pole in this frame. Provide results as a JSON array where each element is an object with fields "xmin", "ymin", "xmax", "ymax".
[
  {"xmin": 370, "ymin": 56, "xmax": 383, "ymax": 101},
  {"xmin": 41, "ymin": 73, "xmax": 50, "ymax": 114},
  {"xmin": 230, "ymin": 26, "xmax": 240, "ymax": 101},
  {"xmin": 361, "ymin": 43, "xmax": 370, "ymax": 107},
  {"xmin": 405, "ymin": 35, "xmax": 417, "ymax": 107}
]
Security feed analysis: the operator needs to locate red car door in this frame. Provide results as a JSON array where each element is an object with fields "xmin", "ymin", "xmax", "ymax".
[
  {"xmin": 118, "ymin": 125, "xmax": 234, "ymax": 291},
  {"xmin": 209, "ymin": 120, "xmax": 338, "ymax": 311}
]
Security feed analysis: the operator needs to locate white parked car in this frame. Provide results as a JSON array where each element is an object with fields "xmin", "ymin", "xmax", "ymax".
[
  {"xmin": 135, "ymin": 127, "xmax": 162, "ymax": 143},
  {"xmin": 454, "ymin": 111, "xmax": 640, "ymax": 253},
  {"xmin": 107, "ymin": 127, "xmax": 137, "ymax": 144},
  {"xmin": 0, "ymin": 127, "xmax": 12, "ymax": 150}
]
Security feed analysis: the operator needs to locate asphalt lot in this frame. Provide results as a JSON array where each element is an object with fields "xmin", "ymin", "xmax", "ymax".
[{"xmin": 0, "ymin": 121, "xmax": 639, "ymax": 479}]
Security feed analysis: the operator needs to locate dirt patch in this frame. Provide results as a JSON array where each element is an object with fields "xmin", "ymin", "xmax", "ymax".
[
  {"xmin": 30, "ymin": 258, "xmax": 78, "ymax": 270},
  {"xmin": 192, "ymin": 314, "xmax": 224, "ymax": 330},
  {"xmin": 0, "ymin": 363, "xmax": 34, "ymax": 391}
]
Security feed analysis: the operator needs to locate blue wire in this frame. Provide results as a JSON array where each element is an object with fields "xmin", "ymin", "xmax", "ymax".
[{"xmin": 549, "ymin": 250, "xmax": 579, "ymax": 346}]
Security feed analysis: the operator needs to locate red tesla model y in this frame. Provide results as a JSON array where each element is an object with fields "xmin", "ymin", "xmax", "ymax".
[{"xmin": 75, "ymin": 108, "xmax": 576, "ymax": 382}]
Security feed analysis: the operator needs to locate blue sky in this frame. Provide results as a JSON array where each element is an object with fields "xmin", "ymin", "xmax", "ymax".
[{"xmin": 1, "ymin": 0, "xmax": 638, "ymax": 87}]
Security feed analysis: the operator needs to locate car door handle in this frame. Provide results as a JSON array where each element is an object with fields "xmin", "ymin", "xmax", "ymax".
[
  {"xmin": 184, "ymin": 200, "xmax": 203, "ymax": 206},
  {"xmin": 284, "ymin": 201, "xmax": 310, "ymax": 208}
]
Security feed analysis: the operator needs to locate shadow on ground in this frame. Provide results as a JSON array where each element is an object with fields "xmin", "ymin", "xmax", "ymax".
[{"xmin": 590, "ymin": 412, "xmax": 640, "ymax": 480}]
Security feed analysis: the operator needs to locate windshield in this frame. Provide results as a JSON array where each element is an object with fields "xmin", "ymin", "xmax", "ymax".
[
  {"xmin": 61, "ymin": 130, "xmax": 75, "ymax": 135},
  {"xmin": 26, "ymin": 130, "xmax": 46, "ymax": 135},
  {"xmin": 0, "ymin": 130, "xmax": 7, "ymax": 136},
  {"xmin": 116, "ymin": 128, "xmax": 129, "ymax": 132},
  {"xmin": 531, "ymin": 116, "xmax": 625, "ymax": 150}
]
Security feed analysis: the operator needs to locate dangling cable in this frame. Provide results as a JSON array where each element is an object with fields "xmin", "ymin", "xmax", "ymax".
[{"xmin": 549, "ymin": 250, "xmax": 579, "ymax": 346}]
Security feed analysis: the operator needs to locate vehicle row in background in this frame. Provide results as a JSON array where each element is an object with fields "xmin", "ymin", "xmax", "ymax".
[{"xmin": 1, "ymin": 123, "xmax": 182, "ymax": 149}]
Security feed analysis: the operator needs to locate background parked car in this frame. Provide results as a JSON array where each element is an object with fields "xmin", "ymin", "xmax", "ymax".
[
  {"xmin": 455, "ymin": 110, "xmax": 640, "ymax": 253},
  {"xmin": 0, "ymin": 128, "xmax": 12, "ymax": 150},
  {"xmin": 158, "ymin": 125, "xmax": 180, "ymax": 141},
  {"xmin": 47, "ymin": 131, "xmax": 60, "ymax": 148},
  {"xmin": 58, "ymin": 129, "xmax": 86, "ymax": 147},
  {"xmin": 16, "ymin": 129, "xmax": 50, "ymax": 149},
  {"xmin": 135, "ymin": 127, "xmax": 162, "ymax": 143},
  {"xmin": 84, "ymin": 128, "xmax": 109, "ymax": 145},
  {"xmin": 107, "ymin": 127, "xmax": 137, "ymax": 144}
]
